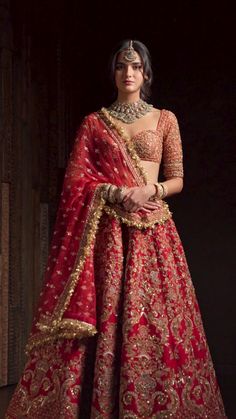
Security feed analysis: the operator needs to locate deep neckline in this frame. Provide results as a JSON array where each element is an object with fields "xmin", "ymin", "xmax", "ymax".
[{"xmin": 129, "ymin": 109, "xmax": 164, "ymax": 141}]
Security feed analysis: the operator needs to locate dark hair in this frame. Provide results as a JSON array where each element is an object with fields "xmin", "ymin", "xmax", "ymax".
[{"xmin": 109, "ymin": 39, "xmax": 153, "ymax": 101}]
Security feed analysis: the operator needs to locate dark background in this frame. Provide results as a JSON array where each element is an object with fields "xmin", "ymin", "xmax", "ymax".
[{"xmin": 2, "ymin": 0, "xmax": 236, "ymax": 416}]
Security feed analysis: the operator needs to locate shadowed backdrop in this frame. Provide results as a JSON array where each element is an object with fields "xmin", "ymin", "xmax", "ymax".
[{"xmin": 0, "ymin": 0, "xmax": 235, "ymax": 416}]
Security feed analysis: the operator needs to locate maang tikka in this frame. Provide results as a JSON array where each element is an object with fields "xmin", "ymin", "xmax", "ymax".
[{"xmin": 123, "ymin": 40, "xmax": 137, "ymax": 62}]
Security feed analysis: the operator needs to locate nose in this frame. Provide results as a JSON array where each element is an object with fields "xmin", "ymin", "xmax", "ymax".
[{"xmin": 124, "ymin": 65, "xmax": 133, "ymax": 78}]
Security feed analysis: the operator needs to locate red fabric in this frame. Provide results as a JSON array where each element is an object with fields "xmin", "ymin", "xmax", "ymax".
[
  {"xmin": 28, "ymin": 112, "xmax": 142, "ymax": 342},
  {"xmin": 6, "ymin": 112, "xmax": 227, "ymax": 418}
]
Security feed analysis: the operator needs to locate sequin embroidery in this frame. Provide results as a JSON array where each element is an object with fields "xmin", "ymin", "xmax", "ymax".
[
  {"xmin": 130, "ymin": 110, "xmax": 184, "ymax": 179},
  {"xmin": 131, "ymin": 130, "xmax": 163, "ymax": 163}
]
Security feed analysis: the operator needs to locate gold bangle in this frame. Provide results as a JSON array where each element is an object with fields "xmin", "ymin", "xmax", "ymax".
[
  {"xmin": 115, "ymin": 187, "xmax": 126, "ymax": 204},
  {"xmin": 107, "ymin": 185, "xmax": 116, "ymax": 203},
  {"xmin": 107, "ymin": 185, "xmax": 127, "ymax": 204},
  {"xmin": 153, "ymin": 182, "xmax": 163, "ymax": 199},
  {"xmin": 102, "ymin": 184, "xmax": 111, "ymax": 200},
  {"xmin": 159, "ymin": 182, "xmax": 168, "ymax": 198},
  {"xmin": 153, "ymin": 182, "xmax": 168, "ymax": 199}
]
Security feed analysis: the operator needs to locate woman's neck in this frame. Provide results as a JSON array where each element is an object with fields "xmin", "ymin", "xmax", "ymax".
[{"xmin": 116, "ymin": 92, "xmax": 141, "ymax": 104}]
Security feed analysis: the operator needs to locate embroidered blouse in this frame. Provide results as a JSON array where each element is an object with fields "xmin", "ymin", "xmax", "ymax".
[{"xmin": 131, "ymin": 110, "xmax": 184, "ymax": 179}]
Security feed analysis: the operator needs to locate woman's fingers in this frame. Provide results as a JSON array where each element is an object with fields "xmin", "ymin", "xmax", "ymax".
[
  {"xmin": 143, "ymin": 201, "xmax": 161, "ymax": 209},
  {"xmin": 123, "ymin": 198, "xmax": 162, "ymax": 214},
  {"xmin": 122, "ymin": 188, "xmax": 159, "ymax": 209},
  {"xmin": 138, "ymin": 206, "xmax": 151, "ymax": 213}
]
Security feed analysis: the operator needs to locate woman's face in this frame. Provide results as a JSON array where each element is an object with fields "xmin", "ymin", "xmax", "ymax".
[{"xmin": 114, "ymin": 50, "xmax": 145, "ymax": 96}]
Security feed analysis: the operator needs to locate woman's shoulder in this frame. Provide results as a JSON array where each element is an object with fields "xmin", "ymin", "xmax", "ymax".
[
  {"xmin": 153, "ymin": 107, "xmax": 178, "ymax": 118},
  {"xmin": 152, "ymin": 108, "xmax": 181, "ymax": 137},
  {"xmin": 159, "ymin": 108, "xmax": 181, "ymax": 130}
]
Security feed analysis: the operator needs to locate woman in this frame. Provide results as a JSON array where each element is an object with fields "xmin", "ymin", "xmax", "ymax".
[{"xmin": 6, "ymin": 40, "xmax": 226, "ymax": 418}]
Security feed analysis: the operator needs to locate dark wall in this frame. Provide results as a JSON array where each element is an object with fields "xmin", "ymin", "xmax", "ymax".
[{"xmin": 8, "ymin": 0, "xmax": 236, "ymax": 415}]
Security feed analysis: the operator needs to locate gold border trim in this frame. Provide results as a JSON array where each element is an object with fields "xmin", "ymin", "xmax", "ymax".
[
  {"xmin": 98, "ymin": 108, "xmax": 148, "ymax": 184},
  {"xmin": 25, "ymin": 319, "xmax": 96, "ymax": 355},
  {"xmin": 38, "ymin": 184, "xmax": 106, "ymax": 327},
  {"xmin": 96, "ymin": 111, "xmax": 144, "ymax": 188},
  {"xmin": 103, "ymin": 201, "xmax": 172, "ymax": 229},
  {"xmin": 26, "ymin": 184, "xmax": 108, "ymax": 354}
]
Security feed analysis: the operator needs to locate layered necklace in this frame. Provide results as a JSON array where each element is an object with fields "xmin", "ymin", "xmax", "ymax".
[{"xmin": 107, "ymin": 99, "xmax": 153, "ymax": 124}]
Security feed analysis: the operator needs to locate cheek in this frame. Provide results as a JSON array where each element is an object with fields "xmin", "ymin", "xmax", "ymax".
[
  {"xmin": 114, "ymin": 71, "xmax": 121, "ymax": 85},
  {"xmin": 137, "ymin": 72, "xmax": 144, "ymax": 84}
]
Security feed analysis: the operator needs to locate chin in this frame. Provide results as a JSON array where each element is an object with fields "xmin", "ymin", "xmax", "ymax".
[{"xmin": 120, "ymin": 86, "xmax": 139, "ymax": 94}]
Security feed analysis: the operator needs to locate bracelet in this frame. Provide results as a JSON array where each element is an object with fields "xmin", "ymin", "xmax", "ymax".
[
  {"xmin": 153, "ymin": 182, "xmax": 168, "ymax": 199},
  {"xmin": 107, "ymin": 185, "xmax": 126, "ymax": 204},
  {"xmin": 160, "ymin": 182, "xmax": 168, "ymax": 199},
  {"xmin": 108, "ymin": 185, "xmax": 117, "ymax": 203},
  {"xmin": 115, "ymin": 186, "xmax": 126, "ymax": 204},
  {"xmin": 102, "ymin": 184, "xmax": 111, "ymax": 200},
  {"xmin": 153, "ymin": 182, "xmax": 163, "ymax": 199}
]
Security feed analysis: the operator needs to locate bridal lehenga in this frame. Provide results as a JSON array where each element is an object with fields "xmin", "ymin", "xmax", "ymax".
[{"xmin": 6, "ymin": 109, "xmax": 227, "ymax": 418}]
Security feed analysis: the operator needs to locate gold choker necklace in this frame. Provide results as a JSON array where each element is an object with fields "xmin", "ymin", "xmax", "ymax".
[{"xmin": 107, "ymin": 99, "xmax": 153, "ymax": 124}]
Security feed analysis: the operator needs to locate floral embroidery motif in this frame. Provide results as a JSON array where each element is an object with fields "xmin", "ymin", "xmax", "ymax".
[{"xmin": 6, "ymin": 112, "xmax": 226, "ymax": 418}]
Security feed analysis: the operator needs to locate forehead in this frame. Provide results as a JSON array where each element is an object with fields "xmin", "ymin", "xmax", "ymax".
[{"xmin": 116, "ymin": 50, "xmax": 142, "ymax": 63}]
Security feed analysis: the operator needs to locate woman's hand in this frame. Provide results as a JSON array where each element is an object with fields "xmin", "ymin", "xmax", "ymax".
[
  {"xmin": 121, "ymin": 184, "xmax": 156, "ymax": 213},
  {"xmin": 139, "ymin": 200, "xmax": 162, "ymax": 213}
]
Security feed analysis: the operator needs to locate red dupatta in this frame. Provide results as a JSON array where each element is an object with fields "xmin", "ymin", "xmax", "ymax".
[
  {"xmin": 26, "ymin": 108, "xmax": 171, "ymax": 354},
  {"xmin": 7, "ymin": 109, "xmax": 227, "ymax": 419}
]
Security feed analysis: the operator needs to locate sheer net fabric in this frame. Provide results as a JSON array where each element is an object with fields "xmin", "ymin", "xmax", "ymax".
[{"xmin": 5, "ymin": 110, "xmax": 226, "ymax": 419}]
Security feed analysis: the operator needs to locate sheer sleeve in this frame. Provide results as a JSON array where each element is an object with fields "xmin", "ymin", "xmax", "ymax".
[{"xmin": 163, "ymin": 111, "xmax": 184, "ymax": 179}]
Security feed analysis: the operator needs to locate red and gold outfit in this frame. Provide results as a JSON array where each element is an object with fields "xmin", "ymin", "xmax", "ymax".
[{"xmin": 6, "ymin": 109, "xmax": 226, "ymax": 418}]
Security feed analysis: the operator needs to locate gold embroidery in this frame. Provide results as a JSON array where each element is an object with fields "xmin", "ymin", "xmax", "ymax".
[
  {"xmin": 26, "ymin": 184, "xmax": 108, "ymax": 354},
  {"xmin": 48, "ymin": 185, "xmax": 106, "ymax": 323},
  {"xmin": 98, "ymin": 108, "xmax": 148, "ymax": 184},
  {"xmin": 131, "ymin": 130, "xmax": 163, "ymax": 163},
  {"xmin": 25, "ymin": 319, "xmax": 97, "ymax": 355},
  {"xmin": 6, "ymin": 342, "xmax": 87, "ymax": 418},
  {"xmin": 103, "ymin": 200, "xmax": 172, "ymax": 229},
  {"xmin": 99, "ymin": 108, "xmax": 184, "ymax": 181},
  {"xmin": 163, "ymin": 111, "xmax": 184, "ymax": 179},
  {"xmin": 7, "ymin": 113, "xmax": 226, "ymax": 418},
  {"xmin": 7, "ymin": 215, "xmax": 227, "ymax": 417},
  {"xmin": 96, "ymin": 112, "xmax": 145, "ymax": 188}
]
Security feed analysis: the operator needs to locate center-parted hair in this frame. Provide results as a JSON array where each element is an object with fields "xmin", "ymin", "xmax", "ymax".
[{"xmin": 109, "ymin": 39, "xmax": 153, "ymax": 101}]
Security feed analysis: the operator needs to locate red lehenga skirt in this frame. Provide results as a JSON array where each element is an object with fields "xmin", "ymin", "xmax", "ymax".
[{"xmin": 6, "ymin": 215, "xmax": 226, "ymax": 418}]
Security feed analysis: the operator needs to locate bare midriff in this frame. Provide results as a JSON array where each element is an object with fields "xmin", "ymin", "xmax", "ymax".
[{"xmin": 140, "ymin": 160, "xmax": 160, "ymax": 183}]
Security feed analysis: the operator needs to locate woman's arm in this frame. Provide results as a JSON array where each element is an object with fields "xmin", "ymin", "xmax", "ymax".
[
  {"xmin": 158, "ymin": 177, "xmax": 183, "ymax": 197},
  {"xmin": 117, "ymin": 110, "xmax": 184, "ymax": 212}
]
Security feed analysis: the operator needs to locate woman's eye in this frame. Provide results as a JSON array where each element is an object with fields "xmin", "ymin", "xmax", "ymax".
[
  {"xmin": 133, "ymin": 64, "xmax": 142, "ymax": 70},
  {"xmin": 115, "ymin": 64, "xmax": 123, "ymax": 70}
]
